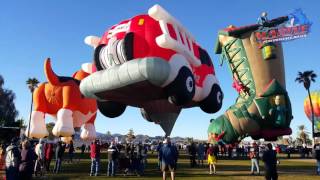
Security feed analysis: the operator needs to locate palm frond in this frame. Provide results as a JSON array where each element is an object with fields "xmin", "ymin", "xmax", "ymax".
[
  {"xmin": 26, "ymin": 77, "xmax": 40, "ymax": 92},
  {"xmin": 295, "ymin": 78, "xmax": 304, "ymax": 83},
  {"xmin": 311, "ymin": 73, "xmax": 317, "ymax": 77},
  {"xmin": 304, "ymin": 71, "xmax": 313, "ymax": 76}
]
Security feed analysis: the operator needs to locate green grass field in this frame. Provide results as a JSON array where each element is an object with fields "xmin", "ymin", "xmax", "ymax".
[{"xmin": 35, "ymin": 152, "xmax": 319, "ymax": 180}]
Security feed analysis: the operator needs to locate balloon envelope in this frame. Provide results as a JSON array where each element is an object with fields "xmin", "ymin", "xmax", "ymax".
[{"xmin": 304, "ymin": 90, "xmax": 320, "ymax": 133}]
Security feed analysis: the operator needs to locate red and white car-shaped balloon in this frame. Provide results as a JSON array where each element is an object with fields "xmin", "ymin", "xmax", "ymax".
[{"xmin": 80, "ymin": 4, "xmax": 223, "ymax": 135}]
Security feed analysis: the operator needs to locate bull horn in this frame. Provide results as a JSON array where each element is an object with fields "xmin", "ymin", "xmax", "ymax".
[{"xmin": 84, "ymin": 36, "xmax": 101, "ymax": 48}]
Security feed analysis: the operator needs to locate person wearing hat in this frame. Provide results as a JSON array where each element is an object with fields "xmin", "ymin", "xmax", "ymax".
[{"xmin": 159, "ymin": 137, "xmax": 179, "ymax": 180}]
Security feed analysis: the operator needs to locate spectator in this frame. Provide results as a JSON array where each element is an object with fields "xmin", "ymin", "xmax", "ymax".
[
  {"xmin": 213, "ymin": 144, "xmax": 219, "ymax": 158},
  {"xmin": 141, "ymin": 144, "xmax": 148, "ymax": 166},
  {"xmin": 34, "ymin": 139, "xmax": 45, "ymax": 176},
  {"xmin": 286, "ymin": 146, "xmax": 291, "ymax": 159},
  {"xmin": 227, "ymin": 144, "xmax": 233, "ymax": 159},
  {"xmin": 130, "ymin": 144, "xmax": 140, "ymax": 176},
  {"xmin": 19, "ymin": 140, "xmax": 35, "ymax": 180},
  {"xmin": 247, "ymin": 146, "xmax": 251, "ymax": 158},
  {"xmin": 5, "ymin": 138, "xmax": 21, "ymax": 180},
  {"xmin": 220, "ymin": 144, "xmax": 226, "ymax": 157},
  {"xmin": 0, "ymin": 144, "xmax": 6, "ymax": 180},
  {"xmin": 81, "ymin": 144, "xmax": 86, "ymax": 155},
  {"xmin": 207, "ymin": 144, "xmax": 216, "ymax": 175},
  {"xmin": 197, "ymin": 143, "xmax": 205, "ymax": 167},
  {"xmin": 118, "ymin": 145, "xmax": 130, "ymax": 175},
  {"xmin": 304, "ymin": 146, "xmax": 309, "ymax": 158},
  {"xmin": 275, "ymin": 145, "xmax": 280, "ymax": 154},
  {"xmin": 258, "ymin": 145, "xmax": 264, "ymax": 158},
  {"xmin": 235, "ymin": 144, "xmax": 241, "ymax": 157},
  {"xmin": 241, "ymin": 145, "xmax": 245, "ymax": 157},
  {"xmin": 157, "ymin": 142, "xmax": 163, "ymax": 170},
  {"xmin": 0, "ymin": 145, "xmax": 5, "ymax": 169},
  {"xmin": 44, "ymin": 143, "xmax": 54, "ymax": 172},
  {"xmin": 53, "ymin": 141, "xmax": 65, "ymax": 174},
  {"xmin": 159, "ymin": 137, "xmax": 178, "ymax": 180},
  {"xmin": 90, "ymin": 139, "xmax": 101, "ymax": 176},
  {"xmin": 87, "ymin": 144, "xmax": 91, "ymax": 152},
  {"xmin": 314, "ymin": 143, "xmax": 320, "ymax": 175},
  {"xmin": 131, "ymin": 142, "xmax": 143, "ymax": 176},
  {"xmin": 139, "ymin": 143, "xmax": 148, "ymax": 175},
  {"xmin": 188, "ymin": 142, "xmax": 197, "ymax": 167},
  {"xmin": 107, "ymin": 142, "xmax": 119, "ymax": 176},
  {"xmin": 262, "ymin": 143, "xmax": 278, "ymax": 180},
  {"xmin": 249, "ymin": 143, "xmax": 260, "ymax": 175},
  {"xmin": 67, "ymin": 140, "xmax": 75, "ymax": 163},
  {"xmin": 150, "ymin": 145, "xmax": 155, "ymax": 154},
  {"xmin": 300, "ymin": 145, "xmax": 305, "ymax": 158},
  {"xmin": 128, "ymin": 143, "xmax": 135, "ymax": 174}
]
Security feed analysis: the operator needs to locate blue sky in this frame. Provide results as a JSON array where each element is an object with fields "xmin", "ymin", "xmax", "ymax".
[{"xmin": 0, "ymin": 0, "xmax": 319, "ymax": 140}]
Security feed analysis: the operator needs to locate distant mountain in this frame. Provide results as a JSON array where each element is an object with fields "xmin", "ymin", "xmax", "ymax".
[{"xmin": 72, "ymin": 130, "xmax": 204, "ymax": 147}]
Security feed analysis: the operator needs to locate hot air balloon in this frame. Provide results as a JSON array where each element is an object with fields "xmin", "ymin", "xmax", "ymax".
[
  {"xmin": 304, "ymin": 90, "xmax": 320, "ymax": 134},
  {"xmin": 208, "ymin": 15, "xmax": 294, "ymax": 144},
  {"xmin": 25, "ymin": 58, "xmax": 98, "ymax": 140},
  {"xmin": 80, "ymin": 4, "xmax": 223, "ymax": 136}
]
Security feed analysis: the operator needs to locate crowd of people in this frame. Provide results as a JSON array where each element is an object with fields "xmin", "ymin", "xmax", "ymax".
[
  {"xmin": 0, "ymin": 137, "xmax": 74, "ymax": 180},
  {"xmin": 0, "ymin": 136, "xmax": 320, "ymax": 180},
  {"xmin": 89, "ymin": 139, "xmax": 149, "ymax": 177},
  {"xmin": 182, "ymin": 141, "xmax": 280, "ymax": 179}
]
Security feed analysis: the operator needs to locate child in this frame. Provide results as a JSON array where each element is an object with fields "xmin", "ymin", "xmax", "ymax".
[{"xmin": 207, "ymin": 144, "xmax": 217, "ymax": 174}]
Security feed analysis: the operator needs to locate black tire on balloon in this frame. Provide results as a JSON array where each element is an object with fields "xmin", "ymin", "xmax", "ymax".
[
  {"xmin": 165, "ymin": 67, "xmax": 195, "ymax": 106},
  {"xmin": 199, "ymin": 84, "xmax": 223, "ymax": 113},
  {"xmin": 97, "ymin": 101, "xmax": 126, "ymax": 118},
  {"xmin": 94, "ymin": 44, "xmax": 105, "ymax": 71}
]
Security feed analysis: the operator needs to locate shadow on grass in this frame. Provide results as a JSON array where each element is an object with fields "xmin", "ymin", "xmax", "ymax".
[{"xmin": 33, "ymin": 152, "xmax": 317, "ymax": 180}]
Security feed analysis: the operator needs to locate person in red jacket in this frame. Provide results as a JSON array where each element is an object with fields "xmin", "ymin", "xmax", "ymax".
[
  {"xmin": 90, "ymin": 139, "xmax": 101, "ymax": 176},
  {"xmin": 44, "ymin": 143, "xmax": 54, "ymax": 172}
]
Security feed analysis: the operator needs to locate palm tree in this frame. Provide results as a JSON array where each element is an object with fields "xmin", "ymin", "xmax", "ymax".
[
  {"xmin": 106, "ymin": 131, "xmax": 112, "ymax": 136},
  {"xmin": 295, "ymin": 71, "xmax": 317, "ymax": 140},
  {"xmin": 15, "ymin": 117, "xmax": 26, "ymax": 128},
  {"xmin": 126, "ymin": 128, "xmax": 135, "ymax": 143},
  {"xmin": 26, "ymin": 77, "xmax": 39, "ymax": 138},
  {"xmin": 297, "ymin": 125, "xmax": 309, "ymax": 145}
]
